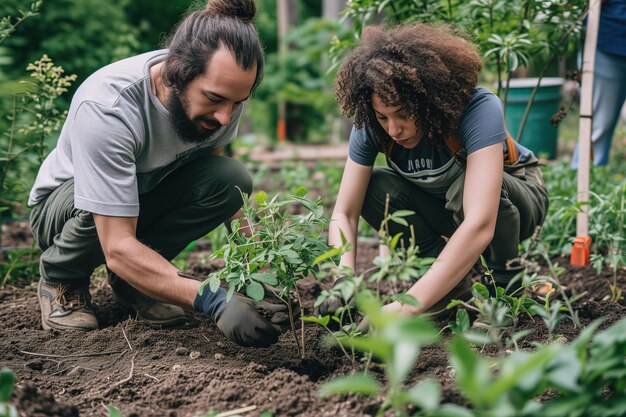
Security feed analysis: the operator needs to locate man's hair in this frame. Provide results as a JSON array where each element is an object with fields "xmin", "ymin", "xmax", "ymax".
[
  {"xmin": 162, "ymin": 0, "xmax": 264, "ymax": 93},
  {"xmin": 334, "ymin": 22, "xmax": 482, "ymax": 151}
]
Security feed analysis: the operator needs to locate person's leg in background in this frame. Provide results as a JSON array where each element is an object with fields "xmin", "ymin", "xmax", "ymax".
[{"xmin": 572, "ymin": 50, "xmax": 626, "ymax": 168}]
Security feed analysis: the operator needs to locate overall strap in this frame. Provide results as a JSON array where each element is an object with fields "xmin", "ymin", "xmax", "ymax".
[{"xmin": 445, "ymin": 133, "xmax": 519, "ymax": 166}]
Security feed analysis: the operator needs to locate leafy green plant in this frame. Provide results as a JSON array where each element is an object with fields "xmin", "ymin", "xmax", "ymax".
[
  {"xmin": 0, "ymin": 368, "xmax": 17, "ymax": 417},
  {"xmin": 1, "ymin": 246, "xmax": 39, "ymax": 287},
  {"xmin": 320, "ymin": 291, "xmax": 440, "ymax": 417},
  {"xmin": 1, "ymin": 54, "xmax": 75, "ymax": 215},
  {"xmin": 200, "ymin": 187, "xmax": 331, "ymax": 357},
  {"xmin": 0, "ymin": 1, "xmax": 40, "ymax": 45},
  {"xmin": 369, "ymin": 201, "xmax": 435, "ymax": 301},
  {"xmin": 331, "ymin": 0, "xmax": 587, "ymax": 139}
]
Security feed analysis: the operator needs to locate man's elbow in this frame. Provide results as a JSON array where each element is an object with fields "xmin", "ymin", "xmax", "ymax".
[{"xmin": 101, "ymin": 238, "xmax": 134, "ymax": 273}]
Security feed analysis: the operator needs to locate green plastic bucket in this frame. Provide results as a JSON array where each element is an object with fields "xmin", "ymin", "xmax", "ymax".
[{"xmin": 503, "ymin": 77, "xmax": 564, "ymax": 160}]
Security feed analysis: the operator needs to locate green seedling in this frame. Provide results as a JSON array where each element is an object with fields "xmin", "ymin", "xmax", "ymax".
[
  {"xmin": 319, "ymin": 291, "xmax": 440, "ymax": 417},
  {"xmin": 201, "ymin": 187, "xmax": 331, "ymax": 358},
  {"xmin": 370, "ymin": 196, "xmax": 435, "ymax": 302},
  {"xmin": 107, "ymin": 405, "xmax": 123, "ymax": 417},
  {"xmin": 0, "ymin": 368, "xmax": 17, "ymax": 417}
]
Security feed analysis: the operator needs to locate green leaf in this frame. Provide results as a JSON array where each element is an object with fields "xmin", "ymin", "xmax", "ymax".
[
  {"xmin": 473, "ymin": 282, "xmax": 490, "ymax": 299},
  {"xmin": 455, "ymin": 309, "xmax": 470, "ymax": 333},
  {"xmin": 312, "ymin": 247, "xmax": 343, "ymax": 266},
  {"xmin": 391, "ymin": 210, "xmax": 415, "ymax": 218},
  {"xmin": 407, "ymin": 379, "xmax": 442, "ymax": 411},
  {"xmin": 449, "ymin": 337, "xmax": 490, "ymax": 406},
  {"xmin": 293, "ymin": 186, "xmax": 308, "ymax": 198},
  {"xmin": 246, "ymin": 281, "xmax": 265, "ymax": 301},
  {"xmin": 251, "ymin": 272, "xmax": 278, "ymax": 286},
  {"xmin": 393, "ymin": 293, "xmax": 421, "ymax": 307},
  {"xmin": 319, "ymin": 373, "xmax": 382, "ymax": 397},
  {"xmin": 254, "ymin": 191, "xmax": 268, "ymax": 205},
  {"xmin": 302, "ymin": 315, "xmax": 330, "ymax": 326},
  {"xmin": 0, "ymin": 368, "xmax": 16, "ymax": 402},
  {"xmin": 389, "ymin": 232, "xmax": 402, "ymax": 250},
  {"xmin": 108, "ymin": 405, "xmax": 124, "ymax": 417},
  {"xmin": 389, "ymin": 341, "xmax": 419, "ymax": 385},
  {"xmin": 208, "ymin": 276, "xmax": 220, "ymax": 294}
]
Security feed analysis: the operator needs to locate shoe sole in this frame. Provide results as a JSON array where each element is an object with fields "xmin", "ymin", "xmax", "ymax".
[{"xmin": 38, "ymin": 279, "xmax": 97, "ymax": 332}]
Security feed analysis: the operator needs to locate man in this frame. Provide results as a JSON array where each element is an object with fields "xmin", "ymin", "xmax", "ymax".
[{"xmin": 28, "ymin": 0, "xmax": 288, "ymax": 347}]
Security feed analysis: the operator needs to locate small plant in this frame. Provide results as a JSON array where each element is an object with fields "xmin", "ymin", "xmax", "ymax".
[
  {"xmin": 0, "ymin": 368, "xmax": 17, "ymax": 417},
  {"xmin": 450, "ymin": 260, "xmax": 538, "ymax": 348},
  {"xmin": 369, "ymin": 198, "xmax": 435, "ymax": 301},
  {"xmin": 201, "ymin": 187, "xmax": 331, "ymax": 358},
  {"xmin": 319, "ymin": 291, "xmax": 440, "ymax": 417}
]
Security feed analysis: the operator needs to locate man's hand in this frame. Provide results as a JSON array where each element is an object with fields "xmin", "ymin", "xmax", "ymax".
[{"xmin": 193, "ymin": 287, "xmax": 290, "ymax": 347}]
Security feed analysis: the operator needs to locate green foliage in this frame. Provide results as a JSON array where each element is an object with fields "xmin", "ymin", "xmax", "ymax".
[
  {"xmin": 1, "ymin": 54, "xmax": 76, "ymax": 218},
  {"xmin": 322, "ymin": 305, "xmax": 626, "ymax": 417},
  {"xmin": 0, "ymin": 0, "xmax": 141, "ymax": 84},
  {"xmin": 0, "ymin": 368, "xmax": 17, "ymax": 417},
  {"xmin": 0, "ymin": 1, "xmax": 40, "ymax": 46},
  {"xmin": 251, "ymin": 17, "xmax": 341, "ymax": 142},
  {"xmin": 201, "ymin": 187, "xmax": 331, "ymax": 355},
  {"xmin": 370, "ymin": 208, "xmax": 435, "ymax": 296},
  {"xmin": 320, "ymin": 291, "xmax": 440, "ymax": 417},
  {"xmin": 107, "ymin": 405, "xmax": 123, "ymax": 417},
  {"xmin": 537, "ymin": 160, "xmax": 626, "ymax": 301},
  {"xmin": 333, "ymin": 0, "xmax": 586, "ymax": 81}
]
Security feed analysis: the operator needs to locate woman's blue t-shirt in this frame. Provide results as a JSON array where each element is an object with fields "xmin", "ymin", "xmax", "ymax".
[{"xmin": 348, "ymin": 87, "xmax": 534, "ymax": 196}]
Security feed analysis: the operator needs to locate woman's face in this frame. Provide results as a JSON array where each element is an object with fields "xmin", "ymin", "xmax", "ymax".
[{"xmin": 372, "ymin": 94, "xmax": 423, "ymax": 149}]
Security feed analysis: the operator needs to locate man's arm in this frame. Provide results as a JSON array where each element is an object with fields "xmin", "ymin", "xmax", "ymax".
[{"xmin": 93, "ymin": 214, "xmax": 199, "ymax": 308}]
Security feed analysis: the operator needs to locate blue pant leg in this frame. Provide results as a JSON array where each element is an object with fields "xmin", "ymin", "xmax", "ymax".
[{"xmin": 572, "ymin": 50, "xmax": 626, "ymax": 167}]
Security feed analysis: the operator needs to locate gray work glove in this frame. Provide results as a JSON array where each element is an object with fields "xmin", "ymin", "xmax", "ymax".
[
  {"xmin": 193, "ymin": 287, "xmax": 290, "ymax": 348},
  {"xmin": 314, "ymin": 277, "xmax": 356, "ymax": 317}
]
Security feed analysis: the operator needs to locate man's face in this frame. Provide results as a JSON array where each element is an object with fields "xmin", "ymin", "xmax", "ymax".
[{"xmin": 169, "ymin": 47, "xmax": 257, "ymax": 145}]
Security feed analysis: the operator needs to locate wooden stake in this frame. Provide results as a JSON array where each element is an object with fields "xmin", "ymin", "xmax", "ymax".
[{"xmin": 572, "ymin": 0, "xmax": 601, "ymax": 266}]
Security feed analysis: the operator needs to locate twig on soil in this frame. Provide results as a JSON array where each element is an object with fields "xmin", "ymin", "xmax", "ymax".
[
  {"xmin": 50, "ymin": 365, "xmax": 97, "ymax": 376},
  {"xmin": 144, "ymin": 373, "xmax": 159, "ymax": 382},
  {"xmin": 20, "ymin": 349, "xmax": 124, "ymax": 359},
  {"xmin": 200, "ymin": 326, "xmax": 211, "ymax": 342},
  {"xmin": 121, "ymin": 321, "xmax": 133, "ymax": 350},
  {"xmin": 215, "ymin": 405, "xmax": 257, "ymax": 417},
  {"xmin": 102, "ymin": 351, "xmax": 138, "ymax": 397}
]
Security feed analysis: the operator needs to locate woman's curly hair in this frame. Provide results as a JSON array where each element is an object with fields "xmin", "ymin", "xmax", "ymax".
[{"xmin": 334, "ymin": 22, "xmax": 482, "ymax": 151}]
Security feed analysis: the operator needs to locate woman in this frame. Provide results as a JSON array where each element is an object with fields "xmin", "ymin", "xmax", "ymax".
[{"xmin": 322, "ymin": 22, "xmax": 548, "ymax": 317}]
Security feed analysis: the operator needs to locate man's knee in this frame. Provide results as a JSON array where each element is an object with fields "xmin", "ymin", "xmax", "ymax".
[{"xmin": 194, "ymin": 157, "xmax": 252, "ymax": 210}]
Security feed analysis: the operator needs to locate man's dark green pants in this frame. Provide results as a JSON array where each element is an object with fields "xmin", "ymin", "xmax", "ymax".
[{"xmin": 30, "ymin": 156, "xmax": 252, "ymax": 284}]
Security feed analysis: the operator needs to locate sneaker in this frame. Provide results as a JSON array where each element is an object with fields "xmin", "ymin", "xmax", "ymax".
[
  {"xmin": 38, "ymin": 277, "xmax": 98, "ymax": 331},
  {"xmin": 108, "ymin": 272, "xmax": 186, "ymax": 327},
  {"xmin": 426, "ymin": 275, "xmax": 473, "ymax": 317}
]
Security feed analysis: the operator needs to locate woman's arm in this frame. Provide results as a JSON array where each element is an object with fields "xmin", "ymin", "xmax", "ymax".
[
  {"xmin": 329, "ymin": 158, "xmax": 373, "ymax": 271},
  {"xmin": 394, "ymin": 142, "xmax": 504, "ymax": 313}
]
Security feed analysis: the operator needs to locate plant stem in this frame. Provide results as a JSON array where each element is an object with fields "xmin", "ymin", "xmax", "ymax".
[
  {"xmin": 286, "ymin": 299, "xmax": 302, "ymax": 359},
  {"xmin": 294, "ymin": 284, "xmax": 305, "ymax": 359}
]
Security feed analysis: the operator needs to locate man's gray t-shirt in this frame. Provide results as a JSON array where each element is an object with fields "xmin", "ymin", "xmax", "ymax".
[
  {"xmin": 28, "ymin": 49, "xmax": 243, "ymax": 216},
  {"xmin": 348, "ymin": 87, "xmax": 534, "ymax": 196}
]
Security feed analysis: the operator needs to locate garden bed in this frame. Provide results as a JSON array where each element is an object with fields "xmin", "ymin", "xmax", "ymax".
[{"xmin": 1, "ymin": 235, "xmax": 625, "ymax": 417}]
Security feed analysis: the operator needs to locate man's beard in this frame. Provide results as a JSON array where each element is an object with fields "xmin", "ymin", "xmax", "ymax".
[{"xmin": 168, "ymin": 90, "xmax": 221, "ymax": 145}]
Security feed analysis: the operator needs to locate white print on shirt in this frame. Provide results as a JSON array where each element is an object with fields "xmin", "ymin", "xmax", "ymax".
[{"xmin": 407, "ymin": 158, "xmax": 433, "ymax": 172}]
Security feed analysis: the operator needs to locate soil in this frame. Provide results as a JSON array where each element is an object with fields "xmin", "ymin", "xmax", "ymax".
[{"xmin": 1, "ymin": 225, "xmax": 625, "ymax": 417}]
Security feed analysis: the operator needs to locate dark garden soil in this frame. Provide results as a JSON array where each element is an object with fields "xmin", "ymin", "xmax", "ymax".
[{"xmin": 1, "ymin": 222, "xmax": 625, "ymax": 417}]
